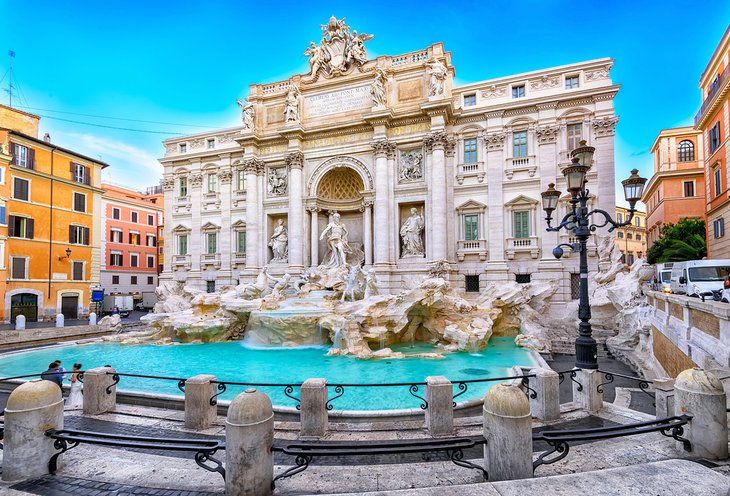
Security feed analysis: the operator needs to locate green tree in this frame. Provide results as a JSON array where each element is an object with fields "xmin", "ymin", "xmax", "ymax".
[{"xmin": 646, "ymin": 218, "xmax": 707, "ymax": 264}]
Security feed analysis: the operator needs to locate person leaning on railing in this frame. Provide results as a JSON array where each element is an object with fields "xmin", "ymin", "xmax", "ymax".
[{"xmin": 40, "ymin": 362, "xmax": 64, "ymax": 390}]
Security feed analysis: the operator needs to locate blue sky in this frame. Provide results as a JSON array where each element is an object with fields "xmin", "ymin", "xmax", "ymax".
[{"xmin": 2, "ymin": 1, "xmax": 729, "ymax": 203}]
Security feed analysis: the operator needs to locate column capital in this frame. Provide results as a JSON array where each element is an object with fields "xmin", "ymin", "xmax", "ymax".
[
  {"xmin": 424, "ymin": 130, "xmax": 448, "ymax": 151},
  {"xmin": 372, "ymin": 139, "xmax": 396, "ymax": 158},
  {"xmin": 285, "ymin": 151, "xmax": 304, "ymax": 170},
  {"xmin": 535, "ymin": 125, "xmax": 559, "ymax": 145},
  {"xmin": 243, "ymin": 158, "xmax": 266, "ymax": 174},
  {"xmin": 306, "ymin": 205, "xmax": 321, "ymax": 213},
  {"xmin": 217, "ymin": 168, "xmax": 233, "ymax": 184},
  {"xmin": 592, "ymin": 116, "xmax": 619, "ymax": 137},
  {"xmin": 162, "ymin": 175, "xmax": 175, "ymax": 191},
  {"xmin": 444, "ymin": 136, "xmax": 456, "ymax": 157},
  {"xmin": 484, "ymin": 132, "xmax": 506, "ymax": 151},
  {"xmin": 189, "ymin": 172, "xmax": 203, "ymax": 187}
]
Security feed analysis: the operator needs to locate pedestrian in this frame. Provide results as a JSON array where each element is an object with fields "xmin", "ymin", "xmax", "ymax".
[
  {"xmin": 41, "ymin": 362, "xmax": 63, "ymax": 390},
  {"xmin": 65, "ymin": 363, "xmax": 83, "ymax": 410},
  {"xmin": 54, "ymin": 360, "xmax": 67, "ymax": 381}
]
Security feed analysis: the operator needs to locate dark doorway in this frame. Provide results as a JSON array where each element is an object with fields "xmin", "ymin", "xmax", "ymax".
[
  {"xmin": 11, "ymin": 293, "xmax": 38, "ymax": 323},
  {"xmin": 61, "ymin": 295, "xmax": 79, "ymax": 319}
]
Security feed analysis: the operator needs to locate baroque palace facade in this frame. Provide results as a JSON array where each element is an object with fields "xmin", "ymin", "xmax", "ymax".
[{"xmin": 160, "ymin": 18, "xmax": 619, "ymax": 302}]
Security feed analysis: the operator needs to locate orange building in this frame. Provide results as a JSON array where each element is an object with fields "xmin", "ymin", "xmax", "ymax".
[
  {"xmin": 643, "ymin": 127, "xmax": 705, "ymax": 249},
  {"xmin": 0, "ymin": 104, "xmax": 108, "ymax": 323},
  {"xmin": 615, "ymin": 206, "xmax": 647, "ymax": 265},
  {"xmin": 696, "ymin": 26, "xmax": 730, "ymax": 258},
  {"xmin": 101, "ymin": 183, "xmax": 163, "ymax": 296}
]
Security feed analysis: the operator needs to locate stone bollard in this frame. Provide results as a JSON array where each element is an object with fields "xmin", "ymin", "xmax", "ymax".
[
  {"xmin": 83, "ymin": 366, "xmax": 117, "ymax": 415},
  {"xmin": 483, "ymin": 383, "xmax": 533, "ymax": 481},
  {"xmin": 226, "ymin": 388, "xmax": 274, "ymax": 496},
  {"xmin": 185, "ymin": 374, "xmax": 217, "ymax": 430},
  {"xmin": 300, "ymin": 378, "xmax": 328, "ymax": 439},
  {"xmin": 89, "ymin": 312, "xmax": 97, "ymax": 326},
  {"xmin": 529, "ymin": 368, "xmax": 560, "ymax": 421},
  {"xmin": 15, "ymin": 314, "xmax": 25, "ymax": 330},
  {"xmin": 572, "ymin": 369, "xmax": 603, "ymax": 412},
  {"xmin": 56, "ymin": 314, "xmax": 64, "ymax": 328},
  {"xmin": 425, "ymin": 376, "xmax": 454, "ymax": 436},
  {"xmin": 654, "ymin": 377, "xmax": 675, "ymax": 418},
  {"xmin": 2, "ymin": 379, "xmax": 64, "ymax": 481},
  {"xmin": 674, "ymin": 368, "xmax": 728, "ymax": 460}
]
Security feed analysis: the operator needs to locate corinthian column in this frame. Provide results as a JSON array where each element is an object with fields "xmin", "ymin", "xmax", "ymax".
[
  {"xmin": 308, "ymin": 206, "xmax": 320, "ymax": 267},
  {"xmin": 244, "ymin": 159, "xmax": 262, "ymax": 270},
  {"xmin": 427, "ymin": 132, "xmax": 448, "ymax": 260},
  {"xmin": 362, "ymin": 199, "xmax": 373, "ymax": 266},
  {"xmin": 372, "ymin": 140, "xmax": 393, "ymax": 267},
  {"xmin": 286, "ymin": 152, "xmax": 304, "ymax": 272}
]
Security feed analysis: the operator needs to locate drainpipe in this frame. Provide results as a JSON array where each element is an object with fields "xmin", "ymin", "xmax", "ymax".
[{"xmin": 47, "ymin": 149, "xmax": 54, "ymax": 320}]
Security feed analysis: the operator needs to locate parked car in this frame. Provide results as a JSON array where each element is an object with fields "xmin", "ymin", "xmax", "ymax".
[
  {"xmin": 670, "ymin": 260, "xmax": 730, "ymax": 298},
  {"xmin": 653, "ymin": 262, "xmax": 674, "ymax": 293},
  {"xmin": 102, "ymin": 294, "xmax": 134, "ymax": 317}
]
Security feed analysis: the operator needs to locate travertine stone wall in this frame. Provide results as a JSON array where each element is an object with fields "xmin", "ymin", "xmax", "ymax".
[{"xmin": 651, "ymin": 325, "xmax": 698, "ymax": 377}]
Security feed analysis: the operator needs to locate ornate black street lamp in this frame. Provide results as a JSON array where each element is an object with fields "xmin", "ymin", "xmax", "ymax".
[{"xmin": 541, "ymin": 141, "xmax": 647, "ymax": 369}]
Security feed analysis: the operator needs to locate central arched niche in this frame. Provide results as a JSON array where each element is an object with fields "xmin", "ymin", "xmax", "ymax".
[{"xmin": 316, "ymin": 166, "xmax": 364, "ymax": 201}]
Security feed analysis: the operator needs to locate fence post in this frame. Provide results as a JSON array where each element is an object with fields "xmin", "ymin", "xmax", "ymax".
[
  {"xmin": 2, "ymin": 380, "xmax": 64, "ymax": 481},
  {"xmin": 572, "ymin": 369, "xmax": 603, "ymax": 412},
  {"xmin": 425, "ymin": 376, "xmax": 453, "ymax": 436},
  {"xmin": 185, "ymin": 374, "xmax": 217, "ymax": 430},
  {"xmin": 530, "ymin": 368, "xmax": 560, "ymax": 421},
  {"xmin": 483, "ymin": 383, "xmax": 533, "ymax": 481},
  {"xmin": 83, "ymin": 366, "xmax": 117, "ymax": 415},
  {"xmin": 674, "ymin": 368, "xmax": 728, "ymax": 460},
  {"xmin": 654, "ymin": 377, "xmax": 675, "ymax": 418},
  {"xmin": 15, "ymin": 315, "xmax": 25, "ymax": 330},
  {"xmin": 89, "ymin": 312, "xmax": 97, "ymax": 326},
  {"xmin": 56, "ymin": 314, "xmax": 64, "ymax": 328},
  {"xmin": 226, "ymin": 388, "xmax": 274, "ymax": 496},
  {"xmin": 300, "ymin": 378, "xmax": 328, "ymax": 438}
]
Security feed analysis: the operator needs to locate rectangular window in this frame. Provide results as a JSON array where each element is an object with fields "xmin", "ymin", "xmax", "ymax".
[
  {"xmin": 179, "ymin": 177, "xmax": 188, "ymax": 197},
  {"xmin": 512, "ymin": 84, "xmax": 525, "ymax": 98},
  {"xmin": 463, "ymin": 94, "xmax": 476, "ymax": 107},
  {"xmin": 129, "ymin": 232, "xmax": 141, "ymax": 245},
  {"xmin": 12, "ymin": 143, "xmax": 34, "ymax": 169},
  {"xmin": 73, "ymin": 192, "xmax": 86, "ymax": 213},
  {"xmin": 112, "ymin": 275, "xmax": 120, "ymax": 284},
  {"xmin": 714, "ymin": 218, "xmax": 725, "ymax": 238},
  {"xmin": 207, "ymin": 281, "xmax": 216, "ymax": 293},
  {"xmin": 131, "ymin": 211, "xmax": 138, "ymax": 223},
  {"xmin": 709, "ymin": 122, "xmax": 721, "ymax": 154},
  {"xmin": 628, "ymin": 254, "xmax": 635, "ymax": 265},
  {"xmin": 464, "ymin": 214, "xmax": 479, "ymax": 241},
  {"xmin": 636, "ymin": 234, "xmax": 642, "ymax": 241},
  {"xmin": 207, "ymin": 139, "xmax": 215, "ymax": 149},
  {"xmin": 147, "ymin": 255, "xmax": 155, "ymax": 268},
  {"xmin": 110, "ymin": 229, "xmax": 123, "ymax": 243},
  {"xmin": 179, "ymin": 143, "xmax": 187, "ymax": 153},
  {"xmin": 236, "ymin": 231, "xmax": 246, "ymax": 253},
  {"xmin": 178, "ymin": 234, "xmax": 188, "ymax": 255},
  {"xmin": 110, "ymin": 252, "xmax": 123, "ymax": 266},
  {"xmin": 112, "ymin": 207, "xmax": 121, "ymax": 220},
  {"xmin": 570, "ymin": 273, "xmax": 580, "ymax": 300},
  {"xmin": 618, "ymin": 231, "xmax": 624, "ymax": 238},
  {"xmin": 513, "ymin": 211, "xmax": 530, "ymax": 238},
  {"xmin": 69, "ymin": 225, "xmax": 90, "ymax": 245},
  {"xmin": 207, "ymin": 233, "xmax": 217, "ymax": 254},
  {"xmin": 683, "ymin": 181, "xmax": 695, "ymax": 197},
  {"xmin": 130, "ymin": 254, "xmax": 139, "ymax": 268},
  {"xmin": 617, "ymin": 212, "xmax": 623, "ymax": 223},
  {"xmin": 463, "ymin": 138, "xmax": 478, "ymax": 163},
  {"xmin": 565, "ymin": 75, "xmax": 580, "ymax": 89},
  {"xmin": 0, "ymin": 200, "xmax": 6, "ymax": 225},
  {"xmin": 13, "ymin": 177, "xmax": 29, "ymax": 201},
  {"xmin": 513, "ymin": 131, "xmax": 527, "ymax": 158},
  {"xmin": 146, "ymin": 234, "xmax": 157, "ymax": 247},
  {"xmin": 635, "ymin": 217, "xmax": 641, "ymax": 227},
  {"xmin": 72, "ymin": 261, "xmax": 84, "ymax": 281},
  {"xmin": 147, "ymin": 276, "xmax": 154, "ymax": 285},
  {"xmin": 237, "ymin": 171, "xmax": 246, "ymax": 191},
  {"xmin": 11, "ymin": 257, "xmax": 26, "ymax": 279},
  {"xmin": 71, "ymin": 163, "xmax": 90, "ymax": 185},
  {"xmin": 147, "ymin": 214, "xmax": 154, "ymax": 226},
  {"xmin": 8, "ymin": 215, "xmax": 34, "ymax": 239},
  {"xmin": 515, "ymin": 274, "xmax": 531, "ymax": 284},
  {"xmin": 567, "ymin": 123, "xmax": 582, "ymax": 151},
  {"xmin": 207, "ymin": 173, "xmax": 217, "ymax": 193},
  {"xmin": 465, "ymin": 275, "xmax": 480, "ymax": 293},
  {"xmin": 131, "ymin": 276, "xmax": 138, "ymax": 285},
  {"xmin": 715, "ymin": 167, "xmax": 722, "ymax": 197},
  {"xmin": 627, "ymin": 233, "xmax": 633, "ymax": 240}
]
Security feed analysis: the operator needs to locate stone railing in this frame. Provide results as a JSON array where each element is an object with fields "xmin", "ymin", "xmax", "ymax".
[
  {"xmin": 200, "ymin": 253, "xmax": 221, "ymax": 268},
  {"xmin": 505, "ymin": 155, "xmax": 537, "ymax": 179},
  {"xmin": 456, "ymin": 161, "xmax": 485, "ymax": 184},
  {"xmin": 506, "ymin": 237, "xmax": 540, "ymax": 259},
  {"xmin": 172, "ymin": 254, "xmax": 191, "ymax": 269},
  {"xmin": 646, "ymin": 290, "xmax": 730, "ymax": 375},
  {"xmin": 391, "ymin": 50, "xmax": 429, "ymax": 67},
  {"xmin": 457, "ymin": 239, "xmax": 487, "ymax": 261}
]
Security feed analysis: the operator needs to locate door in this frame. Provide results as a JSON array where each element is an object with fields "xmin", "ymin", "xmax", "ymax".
[
  {"xmin": 61, "ymin": 295, "xmax": 79, "ymax": 319},
  {"xmin": 10, "ymin": 293, "xmax": 38, "ymax": 323}
]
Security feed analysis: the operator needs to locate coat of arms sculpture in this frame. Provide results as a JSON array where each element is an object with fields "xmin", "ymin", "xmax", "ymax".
[{"xmin": 304, "ymin": 16, "xmax": 373, "ymax": 81}]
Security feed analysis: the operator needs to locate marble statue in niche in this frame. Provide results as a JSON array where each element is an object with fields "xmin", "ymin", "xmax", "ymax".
[
  {"xmin": 426, "ymin": 58, "xmax": 448, "ymax": 96},
  {"xmin": 269, "ymin": 219, "xmax": 289, "ymax": 262},
  {"xmin": 400, "ymin": 207, "xmax": 425, "ymax": 257},
  {"xmin": 268, "ymin": 168, "xmax": 288, "ymax": 196},
  {"xmin": 370, "ymin": 67, "xmax": 387, "ymax": 107},
  {"xmin": 236, "ymin": 99, "xmax": 255, "ymax": 131},
  {"xmin": 284, "ymin": 85, "xmax": 300, "ymax": 123},
  {"xmin": 399, "ymin": 149, "xmax": 424, "ymax": 183},
  {"xmin": 320, "ymin": 212, "xmax": 352, "ymax": 268}
]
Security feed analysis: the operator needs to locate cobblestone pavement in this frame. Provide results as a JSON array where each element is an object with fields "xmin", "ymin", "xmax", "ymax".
[{"xmin": 10, "ymin": 475, "xmax": 220, "ymax": 496}]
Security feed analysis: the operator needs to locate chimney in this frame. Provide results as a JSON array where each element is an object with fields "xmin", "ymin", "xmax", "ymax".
[{"xmin": 43, "ymin": 133, "xmax": 51, "ymax": 143}]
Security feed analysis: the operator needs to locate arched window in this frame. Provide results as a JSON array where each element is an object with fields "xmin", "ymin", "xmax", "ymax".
[{"xmin": 677, "ymin": 140, "xmax": 695, "ymax": 162}]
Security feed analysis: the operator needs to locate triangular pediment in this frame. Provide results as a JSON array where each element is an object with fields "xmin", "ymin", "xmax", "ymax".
[
  {"xmin": 201, "ymin": 222, "xmax": 220, "ymax": 232},
  {"xmin": 172, "ymin": 224, "xmax": 192, "ymax": 233},
  {"xmin": 505, "ymin": 195, "xmax": 538, "ymax": 207},
  {"xmin": 456, "ymin": 199, "xmax": 487, "ymax": 212},
  {"xmin": 231, "ymin": 220, "xmax": 246, "ymax": 229}
]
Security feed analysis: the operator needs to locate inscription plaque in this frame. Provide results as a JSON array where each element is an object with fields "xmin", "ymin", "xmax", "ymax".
[{"xmin": 304, "ymin": 85, "xmax": 371, "ymax": 117}]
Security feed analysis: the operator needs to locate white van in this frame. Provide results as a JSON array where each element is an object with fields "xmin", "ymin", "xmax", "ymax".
[
  {"xmin": 654, "ymin": 262, "xmax": 674, "ymax": 293},
  {"xmin": 670, "ymin": 260, "xmax": 730, "ymax": 297}
]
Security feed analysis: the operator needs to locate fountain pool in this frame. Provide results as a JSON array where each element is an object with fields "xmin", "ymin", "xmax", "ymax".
[{"xmin": 0, "ymin": 337, "xmax": 538, "ymax": 410}]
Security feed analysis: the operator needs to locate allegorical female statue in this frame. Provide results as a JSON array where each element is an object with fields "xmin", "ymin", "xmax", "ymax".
[
  {"xmin": 269, "ymin": 219, "xmax": 288, "ymax": 262},
  {"xmin": 319, "ymin": 212, "xmax": 352, "ymax": 268},
  {"xmin": 400, "ymin": 207, "xmax": 425, "ymax": 257},
  {"xmin": 426, "ymin": 59, "xmax": 448, "ymax": 97},
  {"xmin": 284, "ymin": 86, "xmax": 300, "ymax": 123},
  {"xmin": 236, "ymin": 99, "xmax": 255, "ymax": 131}
]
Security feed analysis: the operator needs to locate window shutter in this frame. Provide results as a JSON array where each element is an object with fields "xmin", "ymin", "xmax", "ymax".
[
  {"xmin": 129, "ymin": 233, "xmax": 132, "ymax": 244},
  {"xmin": 10, "ymin": 143, "xmax": 16, "ymax": 165},
  {"xmin": 28, "ymin": 148, "xmax": 35, "ymax": 169},
  {"xmin": 26, "ymin": 218, "xmax": 34, "ymax": 239},
  {"xmin": 70, "ymin": 162, "xmax": 75, "ymax": 173},
  {"xmin": 69, "ymin": 225, "xmax": 74, "ymax": 243},
  {"xmin": 83, "ymin": 227, "xmax": 89, "ymax": 246},
  {"xmin": 84, "ymin": 166, "xmax": 91, "ymax": 185},
  {"xmin": 8, "ymin": 215, "xmax": 15, "ymax": 237}
]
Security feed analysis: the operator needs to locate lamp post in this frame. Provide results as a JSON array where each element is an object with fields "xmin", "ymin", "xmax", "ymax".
[{"xmin": 541, "ymin": 141, "xmax": 647, "ymax": 369}]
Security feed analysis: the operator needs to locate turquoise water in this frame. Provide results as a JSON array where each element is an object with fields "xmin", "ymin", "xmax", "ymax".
[{"xmin": 0, "ymin": 338, "xmax": 536, "ymax": 410}]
